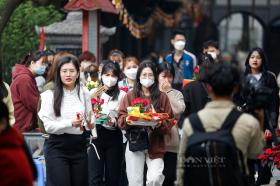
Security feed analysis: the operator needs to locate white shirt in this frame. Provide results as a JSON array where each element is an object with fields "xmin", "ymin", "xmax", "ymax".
[
  {"xmin": 253, "ymin": 73, "xmax": 262, "ymax": 81},
  {"xmin": 38, "ymin": 86, "xmax": 93, "ymax": 135}
]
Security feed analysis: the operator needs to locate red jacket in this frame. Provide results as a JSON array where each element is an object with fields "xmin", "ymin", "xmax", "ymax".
[
  {"xmin": 11, "ymin": 64, "xmax": 40, "ymax": 132},
  {"xmin": 0, "ymin": 127, "xmax": 34, "ymax": 186}
]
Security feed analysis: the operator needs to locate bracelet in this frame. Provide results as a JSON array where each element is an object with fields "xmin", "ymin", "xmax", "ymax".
[{"xmin": 166, "ymin": 89, "xmax": 173, "ymax": 94}]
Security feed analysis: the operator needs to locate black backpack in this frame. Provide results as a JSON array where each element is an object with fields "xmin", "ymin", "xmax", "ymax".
[{"xmin": 184, "ymin": 109, "xmax": 248, "ymax": 186}]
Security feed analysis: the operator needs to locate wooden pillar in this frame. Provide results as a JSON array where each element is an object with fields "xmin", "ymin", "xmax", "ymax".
[
  {"xmin": 82, "ymin": 10, "xmax": 100, "ymax": 63},
  {"xmin": 82, "ymin": 10, "xmax": 89, "ymax": 51},
  {"xmin": 88, "ymin": 11, "xmax": 100, "ymax": 64}
]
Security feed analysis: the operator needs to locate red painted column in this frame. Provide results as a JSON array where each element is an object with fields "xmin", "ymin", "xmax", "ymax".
[{"xmin": 82, "ymin": 10, "xmax": 89, "ymax": 52}]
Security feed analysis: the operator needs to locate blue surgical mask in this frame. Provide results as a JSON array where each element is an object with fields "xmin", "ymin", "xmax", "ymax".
[{"xmin": 35, "ymin": 66, "xmax": 46, "ymax": 75}]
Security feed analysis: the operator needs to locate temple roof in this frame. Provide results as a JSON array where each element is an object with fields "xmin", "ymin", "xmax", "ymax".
[
  {"xmin": 36, "ymin": 12, "xmax": 116, "ymax": 36},
  {"xmin": 64, "ymin": 0, "xmax": 117, "ymax": 14}
]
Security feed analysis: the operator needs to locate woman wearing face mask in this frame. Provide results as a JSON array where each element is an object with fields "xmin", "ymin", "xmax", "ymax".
[
  {"xmin": 11, "ymin": 51, "xmax": 48, "ymax": 132},
  {"xmin": 157, "ymin": 62, "xmax": 185, "ymax": 186},
  {"xmin": 118, "ymin": 60, "xmax": 174, "ymax": 186},
  {"xmin": 88, "ymin": 61, "xmax": 126, "ymax": 186},
  {"xmin": 118, "ymin": 56, "xmax": 139, "ymax": 186},
  {"xmin": 119, "ymin": 56, "xmax": 139, "ymax": 92},
  {"xmin": 38, "ymin": 54, "xmax": 94, "ymax": 186}
]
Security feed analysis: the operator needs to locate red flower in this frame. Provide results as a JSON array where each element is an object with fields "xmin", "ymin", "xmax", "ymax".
[
  {"xmin": 120, "ymin": 87, "xmax": 129, "ymax": 92},
  {"xmin": 265, "ymin": 148, "xmax": 276, "ymax": 156},
  {"xmin": 194, "ymin": 66, "xmax": 199, "ymax": 74},
  {"xmin": 142, "ymin": 99, "xmax": 149, "ymax": 107},
  {"xmin": 132, "ymin": 98, "xmax": 141, "ymax": 105},
  {"xmin": 259, "ymin": 154, "xmax": 268, "ymax": 161},
  {"xmin": 91, "ymin": 98, "xmax": 97, "ymax": 104},
  {"xmin": 131, "ymin": 97, "xmax": 149, "ymax": 107},
  {"xmin": 99, "ymin": 98, "xmax": 104, "ymax": 104}
]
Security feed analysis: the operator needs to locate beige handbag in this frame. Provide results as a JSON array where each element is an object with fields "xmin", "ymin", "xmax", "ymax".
[{"xmin": 165, "ymin": 125, "xmax": 180, "ymax": 153}]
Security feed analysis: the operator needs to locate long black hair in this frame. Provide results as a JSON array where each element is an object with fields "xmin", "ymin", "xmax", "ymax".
[
  {"xmin": 101, "ymin": 61, "xmax": 120, "ymax": 101},
  {"xmin": 133, "ymin": 60, "xmax": 161, "ymax": 109},
  {"xmin": 0, "ymin": 71, "xmax": 8, "ymax": 100},
  {"xmin": 53, "ymin": 54, "xmax": 80, "ymax": 117},
  {"xmin": 244, "ymin": 47, "xmax": 268, "ymax": 75}
]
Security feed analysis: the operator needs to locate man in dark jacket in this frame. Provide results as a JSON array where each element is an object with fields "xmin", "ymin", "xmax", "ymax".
[{"xmin": 178, "ymin": 54, "xmax": 214, "ymax": 128}]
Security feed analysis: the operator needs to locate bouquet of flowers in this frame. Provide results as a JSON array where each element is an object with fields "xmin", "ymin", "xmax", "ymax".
[
  {"xmin": 91, "ymin": 98, "xmax": 104, "ymax": 113},
  {"xmin": 91, "ymin": 97, "xmax": 108, "ymax": 125},
  {"xmin": 127, "ymin": 97, "xmax": 169, "ymax": 126},
  {"xmin": 259, "ymin": 129, "xmax": 280, "ymax": 169},
  {"xmin": 86, "ymin": 80, "xmax": 99, "ymax": 91},
  {"xmin": 259, "ymin": 144, "xmax": 280, "ymax": 168}
]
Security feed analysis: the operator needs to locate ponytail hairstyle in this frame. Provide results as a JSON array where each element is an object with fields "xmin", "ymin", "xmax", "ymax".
[{"xmin": 20, "ymin": 51, "xmax": 48, "ymax": 67}]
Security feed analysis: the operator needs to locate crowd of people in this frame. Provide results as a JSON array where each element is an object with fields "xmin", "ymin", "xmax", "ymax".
[{"xmin": 0, "ymin": 29, "xmax": 280, "ymax": 186}]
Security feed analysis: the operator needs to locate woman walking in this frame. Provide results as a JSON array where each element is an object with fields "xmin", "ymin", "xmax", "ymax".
[
  {"xmin": 38, "ymin": 54, "xmax": 93, "ymax": 186},
  {"xmin": 119, "ymin": 61, "xmax": 174, "ymax": 186},
  {"xmin": 88, "ymin": 61, "xmax": 126, "ymax": 186}
]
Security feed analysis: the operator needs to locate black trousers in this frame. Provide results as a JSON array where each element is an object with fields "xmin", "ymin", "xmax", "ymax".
[
  {"xmin": 119, "ymin": 142, "xmax": 128, "ymax": 186},
  {"xmin": 255, "ymin": 160, "xmax": 272, "ymax": 186},
  {"xmin": 88, "ymin": 126, "xmax": 123, "ymax": 186},
  {"xmin": 45, "ymin": 133, "xmax": 88, "ymax": 186},
  {"xmin": 163, "ymin": 152, "xmax": 177, "ymax": 186}
]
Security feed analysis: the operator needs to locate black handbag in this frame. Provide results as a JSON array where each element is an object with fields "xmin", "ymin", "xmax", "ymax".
[{"xmin": 127, "ymin": 127, "xmax": 149, "ymax": 152}]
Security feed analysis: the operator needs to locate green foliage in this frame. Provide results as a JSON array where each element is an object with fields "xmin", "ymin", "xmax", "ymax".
[{"xmin": 0, "ymin": 0, "xmax": 64, "ymax": 82}]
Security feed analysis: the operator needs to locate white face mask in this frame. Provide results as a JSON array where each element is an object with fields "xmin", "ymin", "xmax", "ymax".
[
  {"xmin": 174, "ymin": 41, "xmax": 186, "ymax": 51},
  {"xmin": 140, "ymin": 78, "xmax": 154, "ymax": 88},
  {"xmin": 102, "ymin": 75, "xmax": 118, "ymax": 87},
  {"xmin": 124, "ymin": 68, "xmax": 138, "ymax": 80},
  {"xmin": 207, "ymin": 52, "xmax": 217, "ymax": 60}
]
